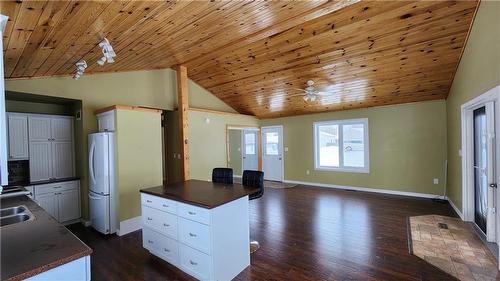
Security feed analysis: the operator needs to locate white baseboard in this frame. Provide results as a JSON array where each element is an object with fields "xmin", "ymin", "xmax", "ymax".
[
  {"xmin": 283, "ymin": 179, "xmax": 444, "ymax": 199},
  {"xmin": 446, "ymin": 196, "xmax": 464, "ymax": 220},
  {"xmin": 117, "ymin": 216, "xmax": 142, "ymax": 236}
]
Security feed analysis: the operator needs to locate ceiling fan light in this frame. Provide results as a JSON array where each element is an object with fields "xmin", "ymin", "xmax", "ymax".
[
  {"xmin": 106, "ymin": 56, "xmax": 115, "ymax": 64},
  {"xmin": 97, "ymin": 56, "xmax": 106, "ymax": 66}
]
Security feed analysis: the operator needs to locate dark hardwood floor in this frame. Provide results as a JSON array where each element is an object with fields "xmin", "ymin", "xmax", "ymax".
[{"xmin": 68, "ymin": 185, "xmax": 459, "ymax": 281}]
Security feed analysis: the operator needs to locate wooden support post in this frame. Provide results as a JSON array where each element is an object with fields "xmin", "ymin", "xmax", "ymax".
[{"xmin": 177, "ymin": 65, "xmax": 190, "ymax": 181}]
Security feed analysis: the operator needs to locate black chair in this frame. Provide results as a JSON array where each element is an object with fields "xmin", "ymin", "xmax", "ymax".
[
  {"xmin": 242, "ymin": 170, "xmax": 264, "ymax": 253},
  {"xmin": 212, "ymin": 168, "xmax": 233, "ymax": 184}
]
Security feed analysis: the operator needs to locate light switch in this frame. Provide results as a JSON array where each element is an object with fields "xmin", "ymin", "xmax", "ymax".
[
  {"xmin": 433, "ymin": 178, "xmax": 439, "ymax": 185},
  {"xmin": 285, "ymin": 147, "xmax": 289, "ymax": 152}
]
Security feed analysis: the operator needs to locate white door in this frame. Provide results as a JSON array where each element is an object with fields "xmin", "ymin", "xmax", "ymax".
[
  {"xmin": 35, "ymin": 193, "xmax": 58, "ymax": 220},
  {"xmin": 88, "ymin": 133, "xmax": 111, "ymax": 195},
  {"xmin": 262, "ymin": 126, "xmax": 283, "ymax": 181},
  {"xmin": 7, "ymin": 113, "xmax": 29, "ymax": 160},
  {"xmin": 28, "ymin": 116, "xmax": 52, "ymax": 141},
  {"xmin": 29, "ymin": 142, "xmax": 52, "ymax": 181},
  {"xmin": 51, "ymin": 141, "xmax": 74, "ymax": 179},
  {"xmin": 51, "ymin": 117, "xmax": 73, "ymax": 141},
  {"xmin": 89, "ymin": 192, "xmax": 110, "ymax": 234},
  {"xmin": 58, "ymin": 189, "xmax": 80, "ymax": 222},
  {"xmin": 242, "ymin": 130, "xmax": 258, "ymax": 171}
]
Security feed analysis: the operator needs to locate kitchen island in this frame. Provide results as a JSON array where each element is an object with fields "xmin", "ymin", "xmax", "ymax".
[
  {"xmin": 140, "ymin": 180, "xmax": 259, "ymax": 281},
  {"xmin": 1, "ymin": 196, "xmax": 91, "ymax": 281}
]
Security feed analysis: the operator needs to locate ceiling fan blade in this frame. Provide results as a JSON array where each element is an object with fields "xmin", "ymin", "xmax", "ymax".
[{"xmin": 315, "ymin": 91, "xmax": 335, "ymax": 96}]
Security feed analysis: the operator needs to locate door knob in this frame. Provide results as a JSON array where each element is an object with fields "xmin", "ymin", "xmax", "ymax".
[{"xmin": 490, "ymin": 183, "xmax": 497, "ymax": 188}]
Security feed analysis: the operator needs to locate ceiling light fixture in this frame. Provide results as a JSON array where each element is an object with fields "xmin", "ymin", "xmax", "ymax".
[
  {"xmin": 97, "ymin": 38, "xmax": 116, "ymax": 66},
  {"xmin": 73, "ymin": 60, "xmax": 87, "ymax": 80}
]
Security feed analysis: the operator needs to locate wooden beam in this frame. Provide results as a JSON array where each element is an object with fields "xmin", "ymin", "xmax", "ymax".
[{"xmin": 176, "ymin": 65, "xmax": 189, "ymax": 181}]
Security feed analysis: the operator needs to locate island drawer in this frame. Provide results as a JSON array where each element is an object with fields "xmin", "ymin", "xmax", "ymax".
[
  {"xmin": 178, "ymin": 217, "xmax": 211, "ymax": 255},
  {"xmin": 179, "ymin": 243, "xmax": 211, "ymax": 281},
  {"xmin": 142, "ymin": 206, "xmax": 178, "ymax": 239},
  {"xmin": 177, "ymin": 202, "xmax": 210, "ymax": 225},
  {"xmin": 141, "ymin": 193, "xmax": 177, "ymax": 215},
  {"xmin": 143, "ymin": 228, "xmax": 179, "ymax": 266}
]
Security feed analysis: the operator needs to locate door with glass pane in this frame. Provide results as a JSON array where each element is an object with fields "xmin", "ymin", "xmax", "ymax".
[
  {"xmin": 473, "ymin": 102, "xmax": 496, "ymax": 241},
  {"xmin": 262, "ymin": 126, "xmax": 283, "ymax": 181},
  {"xmin": 242, "ymin": 130, "xmax": 258, "ymax": 171}
]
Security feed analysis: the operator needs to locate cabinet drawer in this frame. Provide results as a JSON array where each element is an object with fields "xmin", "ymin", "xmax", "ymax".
[
  {"xmin": 142, "ymin": 206, "xmax": 178, "ymax": 239},
  {"xmin": 141, "ymin": 193, "xmax": 177, "ymax": 215},
  {"xmin": 177, "ymin": 202, "xmax": 210, "ymax": 225},
  {"xmin": 179, "ymin": 244, "xmax": 211, "ymax": 281},
  {"xmin": 35, "ymin": 180, "xmax": 79, "ymax": 195},
  {"xmin": 158, "ymin": 234, "xmax": 179, "ymax": 266},
  {"xmin": 143, "ymin": 227, "xmax": 161, "ymax": 252},
  {"xmin": 179, "ymin": 217, "xmax": 211, "ymax": 255}
]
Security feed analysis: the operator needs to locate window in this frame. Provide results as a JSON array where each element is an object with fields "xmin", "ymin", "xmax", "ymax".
[
  {"xmin": 244, "ymin": 133, "xmax": 256, "ymax": 155},
  {"xmin": 314, "ymin": 118, "xmax": 369, "ymax": 173},
  {"xmin": 264, "ymin": 132, "xmax": 279, "ymax": 155}
]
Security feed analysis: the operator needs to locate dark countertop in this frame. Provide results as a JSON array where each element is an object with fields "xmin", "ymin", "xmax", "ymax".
[
  {"xmin": 6, "ymin": 177, "xmax": 80, "ymax": 187},
  {"xmin": 140, "ymin": 180, "xmax": 260, "ymax": 209},
  {"xmin": 1, "ymin": 196, "xmax": 92, "ymax": 281}
]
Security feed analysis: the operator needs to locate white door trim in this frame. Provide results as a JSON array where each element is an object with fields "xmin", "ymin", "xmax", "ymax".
[
  {"xmin": 261, "ymin": 125, "xmax": 284, "ymax": 182},
  {"xmin": 461, "ymin": 85, "xmax": 500, "ymax": 244}
]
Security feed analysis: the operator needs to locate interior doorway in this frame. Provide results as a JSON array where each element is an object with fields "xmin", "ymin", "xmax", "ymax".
[
  {"xmin": 462, "ymin": 86, "xmax": 500, "ymax": 247},
  {"xmin": 226, "ymin": 126, "xmax": 261, "ymax": 177}
]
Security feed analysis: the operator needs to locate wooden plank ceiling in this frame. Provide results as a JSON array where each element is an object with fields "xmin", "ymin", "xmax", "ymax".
[{"xmin": 1, "ymin": 0, "xmax": 479, "ymax": 118}]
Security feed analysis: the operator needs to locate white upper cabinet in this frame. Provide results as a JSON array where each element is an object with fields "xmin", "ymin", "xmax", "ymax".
[
  {"xmin": 97, "ymin": 111, "xmax": 115, "ymax": 132},
  {"xmin": 51, "ymin": 141, "xmax": 74, "ymax": 179},
  {"xmin": 29, "ymin": 142, "xmax": 52, "ymax": 181},
  {"xmin": 51, "ymin": 117, "xmax": 73, "ymax": 141},
  {"xmin": 7, "ymin": 113, "xmax": 29, "ymax": 160},
  {"xmin": 28, "ymin": 114, "xmax": 75, "ymax": 181},
  {"xmin": 28, "ymin": 116, "xmax": 52, "ymax": 141}
]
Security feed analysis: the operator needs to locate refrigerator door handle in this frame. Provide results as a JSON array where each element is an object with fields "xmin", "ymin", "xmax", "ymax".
[
  {"xmin": 89, "ymin": 141, "xmax": 96, "ymax": 185},
  {"xmin": 89, "ymin": 193, "xmax": 104, "ymax": 200}
]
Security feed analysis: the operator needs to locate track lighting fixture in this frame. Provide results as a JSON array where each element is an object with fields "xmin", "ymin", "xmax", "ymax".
[
  {"xmin": 97, "ymin": 38, "xmax": 116, "ymax": 66},
  {"xmin": 73, "ymin": 60, "xmax": 87, "ymax": 80}
]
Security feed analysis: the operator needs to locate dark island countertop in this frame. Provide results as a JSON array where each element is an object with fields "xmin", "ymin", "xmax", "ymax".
[
  {"xmin": 140, "ymin": 180, "xmax": 259, "ymax": 209},
  {"xmin": 1, "ymin": 196, "xmax": 92, "ymax": 281}
]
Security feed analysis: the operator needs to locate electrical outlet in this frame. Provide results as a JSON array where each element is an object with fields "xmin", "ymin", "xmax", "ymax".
[
  {"xmin": 306, "ymin": 170, "xmax": 310, "ymax": 175},
  {"xmin": 433, "ymin": 178, "xmax": 439, "ymax": 185},
  {"xmin": 285, "ymin": 147, "xmax": 289, "ymax": 152}
]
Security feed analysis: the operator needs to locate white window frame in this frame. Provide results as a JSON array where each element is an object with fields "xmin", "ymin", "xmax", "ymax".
[{"xmin": 313, "ymin": 118, "xmax": 369, "ymax": 173}]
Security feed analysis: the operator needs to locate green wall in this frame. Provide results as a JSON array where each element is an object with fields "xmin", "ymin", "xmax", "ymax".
[
  {"xmin": 5, "ymin": 68, "xmax": 234, "ymax": 219},
  {"xmin": 261, "ymin": 100, "xmax": 448, "ymax": 195},
  {"xmin": 446, "ymin": 2, "xmax": 500, "ymax": 210},
  {"xmin": 115, "ymin": 109, "xmax": 163, "ymax": 221},
  {"xmin": 6, "ymin": 100, "xmax": 73, "ymax": 115},
  {"xmin": 228, "ymin": 129, "xmax": 243, "ymax": 176},
  {"xmin": 188, "ymin": 111, "xmax": 259, "ymax": 181}
]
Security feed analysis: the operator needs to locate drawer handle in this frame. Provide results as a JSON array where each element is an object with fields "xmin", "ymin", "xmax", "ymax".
[
  {"xmin": 188, "ymin": 211, "xmax": 196, "ymax": 215},
  {"xmin": 162, "ymin": 204, "xmax": 169, "ymax": 207},
  {"xmin": 148, "ymin": 240, "xmax": 154, "ymax": 244},
  {"xmin": 54, "ymin": 186, "xmax": 61, "ymax": 189},
  {"xmin": 189, "ymin": 232, "xmax": 197, "ymax": 237},
  {"xmin": 189, "ymin": 260, "xmax": 198, "ymax": 266},
  {"xmin": 163, "ymin": 248, "xmax": 170, "ymax": 252},
  {"xmin": 163, "ymin": 223, "xmax": 170, "ymax": 227},
  {"xmin": 146, "ymin": 200, "xmax": 152, "ymax": 203},
  {"xmin": 147, "ymin": 217, "xmax": 153, "ymax": 221}
]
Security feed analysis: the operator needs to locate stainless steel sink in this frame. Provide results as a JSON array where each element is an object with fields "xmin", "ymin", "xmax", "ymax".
[
  {"xmin": 0, "ymin": 206, "xmax": 26, "ymax": 217},
  {"xmin": 0, "ymin": 214, "xmax": 31, "ymax": 226},
  {"xmin": 0, "ymin": 205, "xmax": 34, "ymax": 227}
]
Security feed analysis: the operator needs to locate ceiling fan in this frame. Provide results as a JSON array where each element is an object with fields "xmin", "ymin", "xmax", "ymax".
[{"xmin": 292, "ymin": 80, "xmax": 334, "ymax": 103}]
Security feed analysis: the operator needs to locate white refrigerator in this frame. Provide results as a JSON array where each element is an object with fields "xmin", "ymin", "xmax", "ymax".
[{"xmin": 88, "ymin": 132, "xmax": 117, "ymax": 234}]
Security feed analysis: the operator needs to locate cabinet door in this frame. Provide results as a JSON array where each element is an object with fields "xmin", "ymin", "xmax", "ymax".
[
  {"xmin": 7, "ymin": 114, "xmax": 28, "ymax": 160},
  {"xmin": 28, "ymin": 116, "xmax": 52, "ymax": 141},
  {"xmin": 35, "ymin": 192, "xmax": 58, "ymax": 220},
  {"xmin": 29, "ymin": 142, "xmax": 52, "ymax": 181},
  {"xmin": 57, "ymin": 188, "xmax": 80, "ymax": 222},
  {"xmin": 51, "ymin": 141, "xmax": 74, "ymax": 179},
  {"xmin": 51, "ymin": 117, "xmax": 73, "ymax": 141},
  {"xmin": 97, "ymin": 111, "xmax": 115, "ymax": 132}
]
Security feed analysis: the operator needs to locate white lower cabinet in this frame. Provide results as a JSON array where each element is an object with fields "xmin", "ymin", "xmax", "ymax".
[
  {"xmin": 32, "ymin": 180, "xmax": 81, "ymax": 224},
  {"xmin": 141, "ymin": 193, "xmax": 250, "ymax": 281}
]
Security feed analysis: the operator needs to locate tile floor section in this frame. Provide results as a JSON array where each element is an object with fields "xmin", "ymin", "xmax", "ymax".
[{"xmin": 409, "ymin": 215, "xmax": 499, "ymax": 281}]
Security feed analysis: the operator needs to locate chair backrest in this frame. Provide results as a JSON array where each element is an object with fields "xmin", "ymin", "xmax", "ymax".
[
  {"xmin": 212, "ymin": 168, "xmax": 233, "ymax": 184},
  {"xmin": 242, "ymin": 170, "xmax": 264, "ymax": 200}
]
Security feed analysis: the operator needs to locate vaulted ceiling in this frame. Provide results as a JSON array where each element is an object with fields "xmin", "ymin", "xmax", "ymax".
[{"xmin": 1, "ymin": 0, "xmax": 479, "ymax": 118}]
